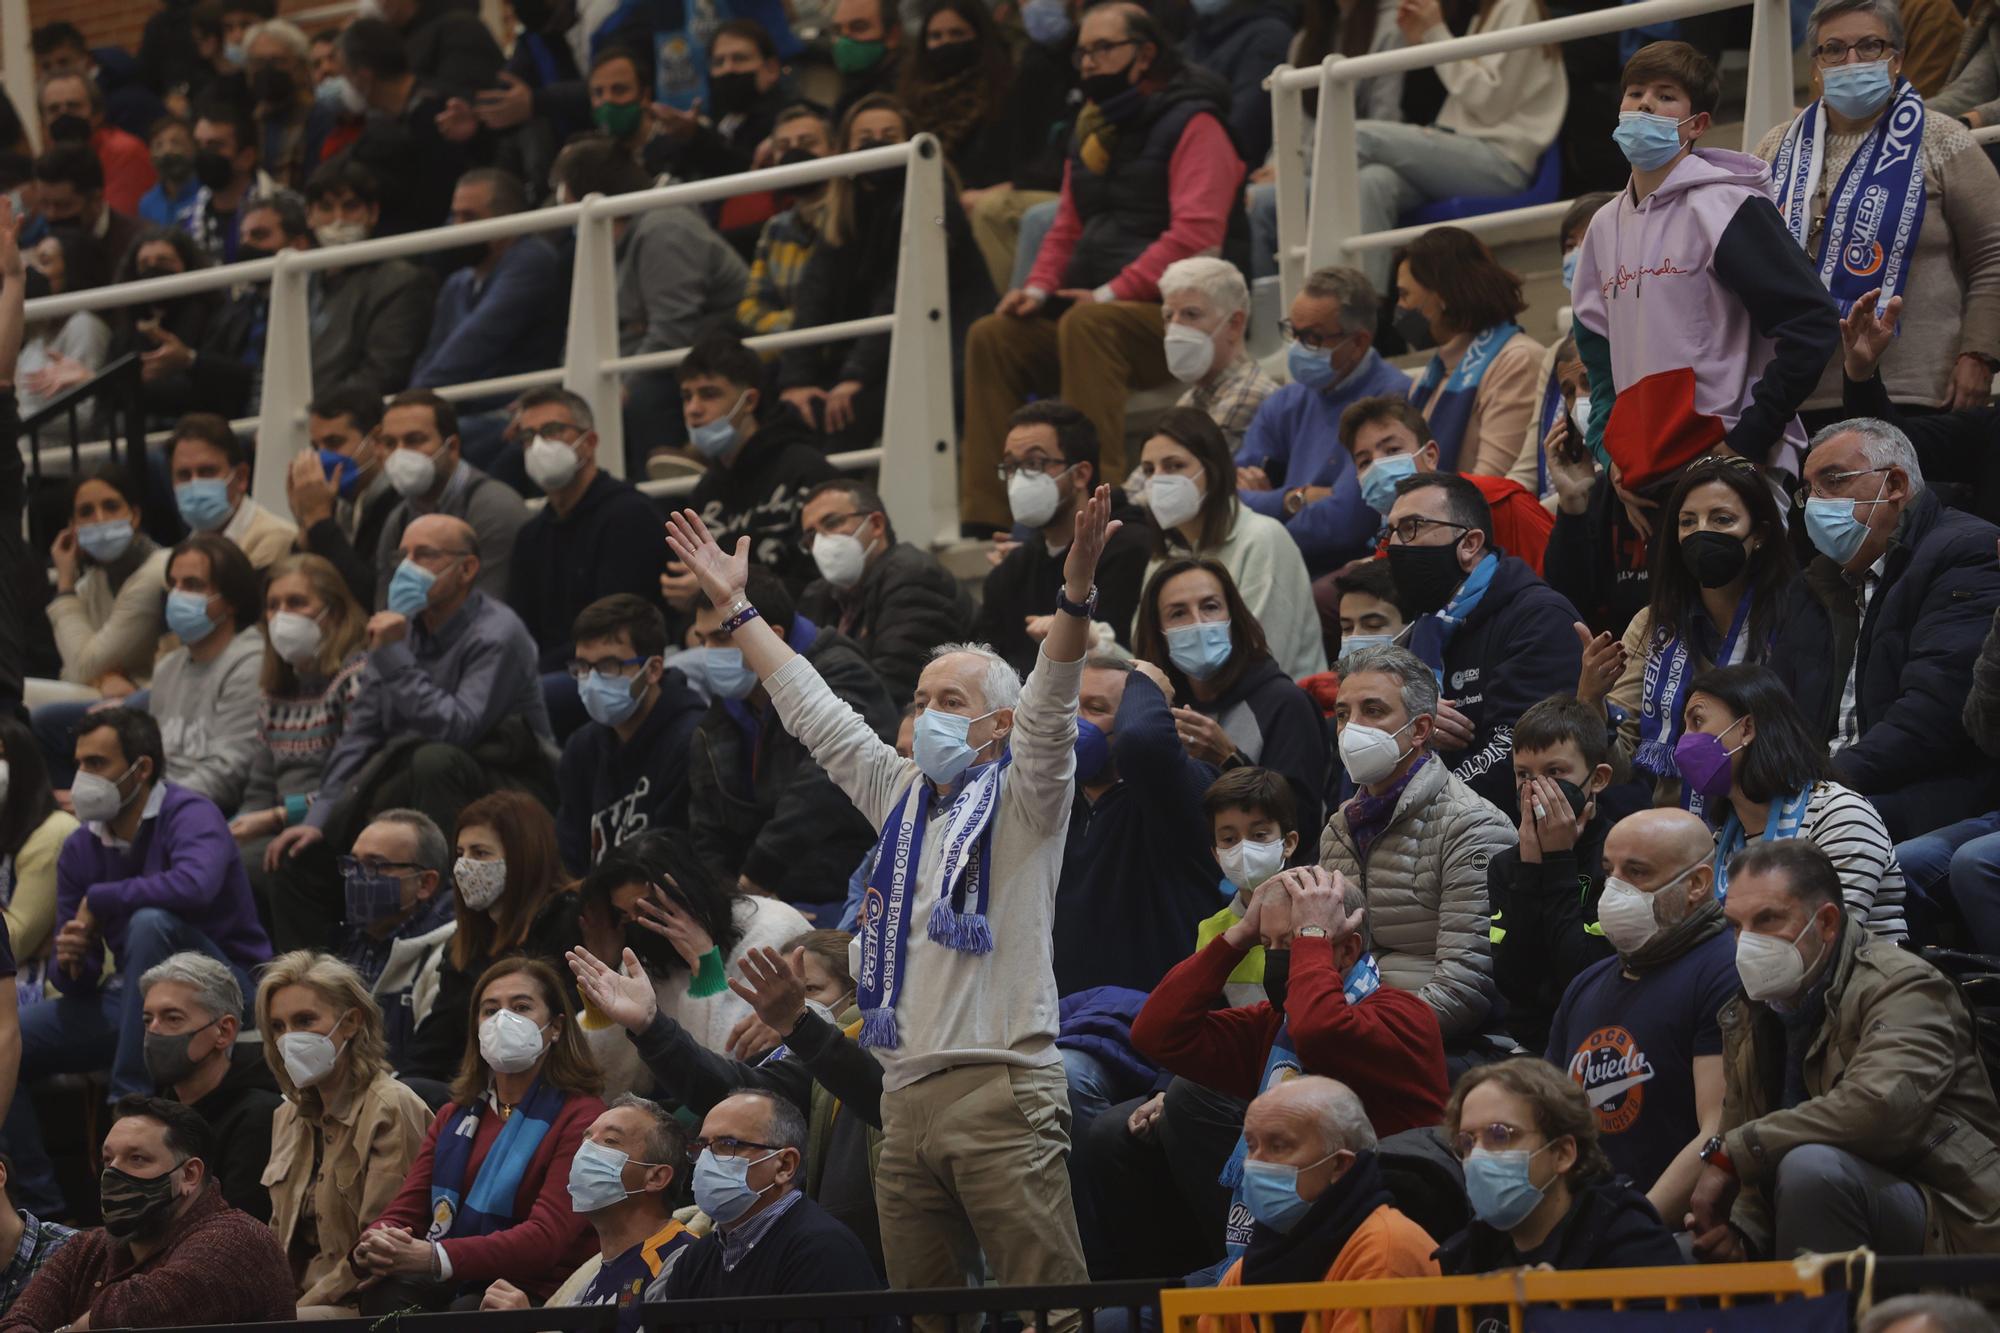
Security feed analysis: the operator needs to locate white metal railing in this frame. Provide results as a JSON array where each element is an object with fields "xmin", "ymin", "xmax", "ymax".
[
  {"xmin": 18, "ymin": 136, "xmax": 962, "ymax": 546},
  {"xmin": 1264, "ymin": 0, "xmax": 1794, "ymax": 303}
]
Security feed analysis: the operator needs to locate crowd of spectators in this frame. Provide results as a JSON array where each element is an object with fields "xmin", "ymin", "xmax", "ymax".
[{"xmin": 3, "ymin": 0, "xmax": 2000, "ymax": 1329}]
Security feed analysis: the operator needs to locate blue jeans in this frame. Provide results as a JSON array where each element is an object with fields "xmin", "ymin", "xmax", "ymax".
[
  {"xmin": 1248, "ymin": 181, "xmax": 1279, "ymax": 280},
  {"xmin": 1897, "ymin": 812, "xmax": 2000, "ymax": 951},
  {"xmin": 1010, "ymin": 200, "xmax": 1061, "ymax": 292},
  {"xmin": 0, "ymin": 908, "xmax": 257, "ymax": 1215},
  {"xmin": 1352, "ymin": 121, "xmax": 1532, "ymax": 293}
]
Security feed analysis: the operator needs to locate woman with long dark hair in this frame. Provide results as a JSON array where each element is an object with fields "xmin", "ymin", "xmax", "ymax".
[
  {"xmin": 1134, "ymin": 557, "xmax": 1328, "ymax": 836},
  {"xmin": 108, "ymin": 225, "xmax": 222, "ymax": 423},
  {"xmin": 44, "ymin": 463, "xmax": 169, "ymax": 697},
  {"xmin": 1578, "ymin": 458, "xmax": 1796, "ymax": 812},
  {"xmin": 576, "ymin": 829, "xmax": 809, "ymax": 1098},
  {"xmin": 898, "ymin": 0, "xmax": 1013, "ymax": 191},
  {"xmin": 1137, "ymin": 407, "xmax": 1325, "ymax": 678},
  {"xmin": 0, "ymin": 716, "xmax": 76, "ymax": 1004},
  {"xmin": 1681, "ymin": 663, "xmax": 1907, "ymax": 938}
]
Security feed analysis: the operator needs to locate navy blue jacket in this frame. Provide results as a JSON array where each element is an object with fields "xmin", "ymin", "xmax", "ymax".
[
  {"xmin": 1769, "ymin": 488, "xmax": 2000, "ymax": 841},
  {"xmin": 1438, "ymin": 553, "xmax": 1585, "ymax": 819},
  {"xmin": 1186, "ymin": 0, "xmax": 1294, "ymax": 165},
  {"xmin": 507, "ymin": 472, "xmax": 668, "ymax": 672},
  {"xmin": 411, "ymin": 236, "xmax": 568, "ymax": 401}
]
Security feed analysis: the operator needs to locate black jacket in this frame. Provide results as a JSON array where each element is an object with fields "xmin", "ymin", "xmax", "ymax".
[
  {"xmin": 687, "ymin": 415, "xmax": 839, "ymax": 596},
  {"xmin": 690, "ymin": 623, "xmax": 898, "ymax": 902},
  {"xmin": 109, "ymin": 293, "xmax": 224, "ymax": 424},
  {"xmin": 1187, "ymin": 654, "xmax": 1328, "ymax": 839},
  {"xmin": 1437, "ymin": 553, "xmax": 1585, "ymax": 818},
  {"xmin": 972, "ymin": 497, "xmax": 1151, "ymax": 675},
  {"xmin": 1843, "ymin": 369, "xmax": 2000, "ymax": 522},
  {"xmin": 1768, "ymin": 487, "xmax": 2000, "ymax": 841},
  {"xmin": 1185, "ymin": 0, "xmax": 1293, "ymax": 165},
  {"xmin": 1542, "ymin": 473, "xmax": 1651, "ymax": 638},
  {"xmin": 1007, "ymin": 39, "xmax": 1079, "ymax": 193},
  {"xmin": 182, "ymin": 288, "xmax": 264, "ymax": 420},
  {"xmin": 1434, "ymin": 1175, "xmax": 1684, "ymax": 1285},
  {"xmin": 507, "ymin": 471, "xmax": 668, "ymax": 670},
  {"xmin": 301, "ymin": 478, "xmax": 401, "ymax": 611},
  {"xmin": 555, "ymin": 666, "xmax": 710, "ymax": 874},
  {"xmin": 661, "ymin": 1192, "xmax": 883, "ymax": 1333},
  {"xmin": 834, "ymin": 49, "xmax": 905, "ymax": 123},
  {"xmin": 799, "ymin": 543, "xmax": 975, "ymax": 704},
  {"xmin": 178, "ymin": 1045, "xmax": 282, "ymax": 1223},
  {"xmin": 403, "ymin": 0, "xmax": 506, "ymax": 100},
  {"xmin": 646, "ymin": 82, "xmax": 785, "ymax": 184}
]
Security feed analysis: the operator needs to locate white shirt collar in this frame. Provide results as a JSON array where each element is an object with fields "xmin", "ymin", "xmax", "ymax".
[
  {"xmin": 222, "ymin": 495, "xmax": 260, "ymax": 545},
  {"xmin": 93, "ymin": 782, "xmax": 167, "ymax": 850}
]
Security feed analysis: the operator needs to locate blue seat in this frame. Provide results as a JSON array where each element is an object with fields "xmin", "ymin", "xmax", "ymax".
[{"xmin": 1399, "ymin": 144, "xmax": 1564, "ymax": 227}]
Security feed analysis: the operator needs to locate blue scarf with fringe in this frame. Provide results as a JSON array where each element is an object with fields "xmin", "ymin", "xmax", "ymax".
[
  {"xmin": 855, "ymin": 755, "xmax": 1009, "ymax": 1049},
  {"xmin": 1636, "ymin": 594, "xmax": 1752, "ymax": 821},
  {"xmin": 1409, "ymin": 322, "xmax": 1521, "ymax": 471},
  {"xmin": 427, "ymin": 1079, "xmax": 566, "ymax": 1241}
]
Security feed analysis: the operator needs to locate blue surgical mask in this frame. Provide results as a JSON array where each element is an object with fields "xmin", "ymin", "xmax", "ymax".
[
  {"xmin": 1561, "ymin": 248, "xmax": 1579, "ymax": 291},
  {"xmin": 1165, "ymin": 619, "xmax": 1234, "ymax": 680},
  {"xmin": 692, "ymin": 1147, "xmax": 778, "ymax": 1225},
  {"xmin": 913, "ymin": 707, "xmax": 996, "ymax": 785},
  {"xmin": 1611, "ymin": 110, "xmax": 1691, "ymax": 171},
  {"xmin": 343, "ymin": 865, "xmax": 407, "ymax": 924},
  {"xmin": 1359, "ymin": 452, "xmax": 1420, "ymax": 516},
  {"xmin": 1463, "ymin": 1143, "xmax": 1552, "ymax": 1230},
  {"xmin": 689, "ymin": 391, "xmax": 749, "ymax": 461},
  {"xmin": 174, "ymin": 478, "xmax": 234, "ymax": 532},
  {"xmin": 690, "ymin": 647, "xmax": 758, "ymax": 701},
  {"xmin": 1075, "ymin": 716, "xmax": 1109, "ymax": 784},
  {"xmin": 1341, "ymin": 633, "xmax": 1393, "ymax": 657},
  {"xmin": 1190, "ymin": 0, "xmax": 1228, "ymax": 15},
  {"xmin": 1822, "ymin": 60, "xmax": 1893, "ymax": 118},
  {"xmin": 1241, "ymin": 1152, "xmax": 1341, "ymax": 1233},
  {"xmin": 567, "ymin": 1137, "xmax": 640, "ymax": 1213},
  {"xmin": 164, "ymin": 589, "xmax": 217, "ymax": 643},
  {"xmin": 580, "ymin": 668, "xmax": 647, "ymax": 727},
  {"xmin": 77, "ymin": 519, "xmax": 135, "ymax": 564},
  {"xmin": 318, "ymin": 448, "xmax": 363, "ymax": 499},
  {"xmin": 386, "ymin": 558, "xmax": 438, "ymax": 617},
  {"xmin": 1803, "ymin": 480, "xmax": 1886, "ymax": 564},
  {"xmin": 1287, "ymin": 341, "xmax": 1336, "ymax": 391},
  {"xmin": 1022, "ymin": 0, "xmax": 1073, "ymax": 45}
]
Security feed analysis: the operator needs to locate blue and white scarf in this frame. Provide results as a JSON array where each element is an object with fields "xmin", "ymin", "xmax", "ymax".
[
  {"xmin": 1636, "ymin": 595, "xmax": 1753, "ymax": 821},
  {"xmin": 1217, "ymin": 952, "xmax": 1382, "ymax": 1259},
  {"xmin": 1712, "ymin": 783, "xmax": 1814, "ymax": 902},
  {"xmin": 1771, "ymin": 79, "xmax": 1928, "ymax": 315},
  {"xmin": 855, "ymin": 757, "xmax": 1009, "ymax": 1050},
  {"xmin": 1409, "ymin": 322, "xmax": 1523, "ymax": 472},
  {"xmin": 427, "ymin": 1078, "xmax": 567, "ymax": 1242},
  {"xmin": 1407, "ymin": 551, "xmax": 1499, "ymax": 681}
]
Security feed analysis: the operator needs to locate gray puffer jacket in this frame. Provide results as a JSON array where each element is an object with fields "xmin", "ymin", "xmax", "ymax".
[{"xmin": 1319, "ymin": 754, "xmax": 1514, "ymax": 1038}]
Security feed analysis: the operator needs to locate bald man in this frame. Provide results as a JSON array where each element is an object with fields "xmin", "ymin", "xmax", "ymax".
[
  {"xmin": 1543, "ymin": 807, "xmax": 1737, "ymax": 1228},
  {"xmin": 266, "ymin": 508, "xmax": 554, "ymax": 874},
  {"xmin": 1212, "ymin": 1076, "xmax": 1436, "ymax": 1332}
]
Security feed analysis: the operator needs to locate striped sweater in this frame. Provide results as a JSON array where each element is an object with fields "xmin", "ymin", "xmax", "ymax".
[
  {"xmin": 1736, "ymin": 781, "xmax": 1908, "ymax": 941},
  {"xmin": 240, "ymin": 652, "xmax": 369, "ymax": 823}
]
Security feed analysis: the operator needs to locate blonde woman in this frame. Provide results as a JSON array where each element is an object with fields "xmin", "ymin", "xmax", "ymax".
[{"xmin": 257, "ymin": 951, "xmax": 432, "ymax": 1317}]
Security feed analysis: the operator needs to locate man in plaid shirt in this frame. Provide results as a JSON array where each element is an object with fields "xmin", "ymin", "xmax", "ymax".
[{"xmin": 1161, "ymin": 257, "xmax": 1277, "ymax": 452}]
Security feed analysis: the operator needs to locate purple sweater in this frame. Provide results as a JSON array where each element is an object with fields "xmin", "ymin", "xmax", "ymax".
[{"xmin": 52, "ymin": 784, "xmax": 271, "ymax": 993}]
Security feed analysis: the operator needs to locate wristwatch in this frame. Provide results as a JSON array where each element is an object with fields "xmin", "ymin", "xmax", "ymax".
[
  {"xmin": 1295, "ymin": 925, "xmax": 1330, "ymax": 940},
  {"xmin": 1055, "ymin": 582, "xmax": 1098, "ymax": 619},
  {"xmin": 1283, "ymin": 487, "xmax": 1308, "ymax": 517},
  {"xmin": 1699, "ymin": 1135, "xmax": 1735, "ymax": 1175}
]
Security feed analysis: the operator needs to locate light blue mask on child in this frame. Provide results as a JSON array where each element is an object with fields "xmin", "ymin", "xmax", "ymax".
[
  {"xmin": 1610, "ymin": 111, "xmax": 1689, "ymax": 171},
  {"xmin": 1359, "ymin": 453, "xmax": 1420, "ymax": 516}
]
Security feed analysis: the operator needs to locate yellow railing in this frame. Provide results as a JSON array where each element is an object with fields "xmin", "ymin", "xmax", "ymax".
[{"xmin": 1158, "ymin": 1259, "xmax": 1834, "ymax": 1333}]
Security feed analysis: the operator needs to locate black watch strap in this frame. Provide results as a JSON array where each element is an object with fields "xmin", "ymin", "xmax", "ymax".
[{"xmin": 1054, "ymin": 582, "xmax": 1097, "ymax": 618}]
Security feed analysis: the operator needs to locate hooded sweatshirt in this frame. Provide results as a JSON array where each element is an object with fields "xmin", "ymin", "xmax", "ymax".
[{"xmin": 1570, "ymin": 149, "xmax": 1840, "ymax": 490}]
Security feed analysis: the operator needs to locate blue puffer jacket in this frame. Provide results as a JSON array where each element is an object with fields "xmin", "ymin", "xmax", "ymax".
[{"xmin": 1769, "ymin": 488, "xmax": 2000, "ymax": 841}]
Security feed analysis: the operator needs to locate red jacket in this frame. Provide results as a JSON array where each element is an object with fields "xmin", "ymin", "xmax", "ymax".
[
  {"xmin": 364, "ymin": 1090, "xmax": 604, "ymax": 1299},
  {"xmin": 92, "ymin": 124, "xmax": 156, "ymax": 218},
  {"xmin": 1373, "ymin": 473, "xmax": 1553, "ymax": 575},
  {"xmin": 1132, "ymin": 934, "xmax": 1448, "ymax": 1137}
]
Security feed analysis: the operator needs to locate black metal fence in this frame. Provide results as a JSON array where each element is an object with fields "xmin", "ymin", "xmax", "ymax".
[{"xmin": 18, "ymin": 350, "xmax": 148, "ymax": 560}]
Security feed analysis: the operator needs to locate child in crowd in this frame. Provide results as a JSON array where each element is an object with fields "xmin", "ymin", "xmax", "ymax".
[{"xmin": 1194, "ymin": 767, "xmax": 1302, "ymax": 1008}]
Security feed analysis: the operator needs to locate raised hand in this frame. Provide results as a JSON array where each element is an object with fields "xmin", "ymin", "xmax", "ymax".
[
  {"xmin": 1840, "ymin": 288, "xmax": 1901, "ymax": 383},
  {"xmin": 567, "ymin": 946, "xmax": 659, "ymax": 1032},
  {"xmin": 1574, "ymin": 621, "xmax": 1626, "ymax": 706},
  {"xmin": 663, "ymin": 508, "xmax": 748, "ymax": 608},
  {"xmin": 631, "ymin": 885, "xmax": 714, "ymax": 970},
  {"xmin": 727, "ymin": 945, "xmax": 810, "ymax": 1035},
  {"xmin": 1063, "ymin": 483, "xmax": 1121, "ymax": 597}
]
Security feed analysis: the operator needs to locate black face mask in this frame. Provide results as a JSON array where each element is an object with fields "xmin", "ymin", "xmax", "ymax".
[
  {"xmin": 194, "ymin": 149, "xmax": 235, "ymax": 191},
  {"xmin": 142, "ymin": 1015, "xmax": 220, "ymax": 1087},
  {"xmin": 1261, "ymin": 948, "xmax": 1291, "ymax": 1012},
  {"xmin": 1080, "ymin": 67, "xmax": 1134, "ymax": 104},
  {"xmin": 1392, "ymin": 304, "xmax": 1435, "ymax": 351},
  {"xmin": 100, "ymin": 1163, "xmax": 183, "ymax": 1242},
  {"xmin": 48, "ymin": 114, "xmax": 92, "ymax": 146},
  {"xmin": 438, "ymin": 242, "xmax": 487, "ymax": 272},
  {"xmin": 1677, "ymin": 529, "xmax": 1751, "ymax": 589},
  {"xmin": 708, "ymin": 70, "xmax": 760, "ymax": 116},
  {"xmin": 137, "ymin": 265, "xmax": 177, "ymax": 282},
  {"xmin": 154, "ymin": 151, "xmax": 194, "ymax": 185},
  {"xmin": 251, "ymin": 66, "xmax": 296, "ymax": 105},
  {"xmin": 925, "ymin": 38, "xmax": 982, "ymax": 78},
  {"xmin": 1386, "ymin": 541, "xmax": 1468, "ymax": 616},
  {"xmin": 511, "ymin": 0, "xmax": 552, "ymax": 27},
  {"xmin": 1553, "ymin": 776, "xmax": 1591, "ymax": 819},
  {"xmin": 236, "ymin": 242, "xmax": 274, "ymax": 263}
]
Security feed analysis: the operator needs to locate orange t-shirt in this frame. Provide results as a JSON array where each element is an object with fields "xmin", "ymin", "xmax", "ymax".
[{"xmin": 1204, "ymin": 1204, "xmax": 1440, "ymax": 1333}]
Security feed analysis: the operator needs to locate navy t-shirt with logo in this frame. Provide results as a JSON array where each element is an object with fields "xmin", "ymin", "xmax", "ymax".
[{"xmin": 1544, "ymin": 930, "xmax": 1739, "ymax": 1191}]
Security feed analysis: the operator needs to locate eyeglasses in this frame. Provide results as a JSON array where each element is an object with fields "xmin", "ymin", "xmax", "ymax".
[
  {"xmin": 337, "ymin": 856, "xmax": 420, "ymax": 879},
  {"xmin": 1813, "ymin": 36, "xmax": 1896, "ymax": 65},
  {"xmin": 1791, "ymin": 465, "xmax": 1890, "ymax": 507},
  {"xmin": 1071, "ymin": 37, "xmax": 1137, "ymax": 68},
  {"xmin": 566, "ymin": 654, "xmax": 645, "ymax": 682},
  {"xmin": 1384, "ymin": 515, "xmax": 1471, "ymax": 546},
  {"xmin": 1277, "ymin": 319, "xmax": 1345, "ymax": 352},
  {"xmin": 1451, "ymin": 1122, "xmax": 1538, "ymax": 1160},
  {"xmin": 796, "ymin": 512, "xmax": 867, "ymax": 553},
  {"xmin": 686, "ymin": 1136, "xmax": 780, "ymax": 1162},
  {"xmin": 995, "ymin": 457, "xmax": 1069, "ymax": 483}
]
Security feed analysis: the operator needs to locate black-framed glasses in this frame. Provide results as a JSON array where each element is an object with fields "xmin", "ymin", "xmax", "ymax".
[
  {"xmin": 1813, "ymin": 36, "xmax": 1896, "ymax": 65},
  {"xmin": 566, "ymin": 654, "xmax": 645, "ymax": 682},
  {"xmin": 796, "ymin": 512, "xmax": 866, "ymax": 553},
  {"xmin": 995, "ymin": 457, "xmax": 1069, "ymax": 483},
  {"xmin": 1384, "ymin": 515, "xmax": 1471, "ymax": 545},
  {"xmin": 687, "ymin": 1136, "xmax": 779, "ymax": 1162},
  {"xmin": 1278, "ymin": 319, "xmax": 1345, "ymax": 352},
  {"xmin": 1071, "ymin": 37, "xmax": 1137, "ymax": 67},
  {"xmin": 337, "ymin": 855, "xmax": 420, "ymax": 879},
  {"xmin": 1792, "ymin": 465, "xmax": 1890, "ymax": 507},
  {"xmin": 1451, "ymin": 1122, "xmax": 1537, "ymax": 1160}
]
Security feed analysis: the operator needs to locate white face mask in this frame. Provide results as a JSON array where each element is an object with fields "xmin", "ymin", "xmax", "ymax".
[
  {"xmin": 72, "ymin": 761, "xmax": 140, "ymax": 825},
  {"xmin": 1338, "ymin": 715, "xmax": 1417, "ymax": 787},
  {"xmin": 277, "ymin": 1013, "xmax": 351, "ymax": 1090},
  {"xmin": 523, "ymin": 435, "xmax": 580, "ymax": 492},
  {"xmin": 1736, "ymin": 909, "xmax": 1829, "ymax": 1004},
  {"xmin": 1217, "ymin": 836, "xmax": 1286, "ymax": 892},
  {"xmin": 1007, "ymin": 467, "xmax": 1066, "ymax": 529},
  {"xmin": 267, "ymin": 610, "xmax": 324, "ymax": 666},
  {"xmin": 812, "ymin": 529, "xmax": 873, "ymax": 590},
  {"xmin": 383, "ymin": 447, "xmax": 437, "ymax": 498},
  {"xmin": 1595, "ymin": 859, "xmax": 1702, "ymax": 956},
  {"xmin": 479, "ymin": 1008, "xmax": 549, "ymax": 1073},
  {"xmin": 1163, "ymin": 322, "xmax": 1216, "ymax": 384},
  {"xmin": 314, "ymin": 219, "xmax": 368, "ymax": 248},
  {"xmin": 1147, "ymin": 472, "xmax": 1204, "ymax": 531},
  {"xmin": 455, "ymin": 856, "xmax": 508, "ymax": 912}
]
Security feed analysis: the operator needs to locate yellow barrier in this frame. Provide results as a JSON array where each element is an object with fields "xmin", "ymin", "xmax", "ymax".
[{"xmin": 1157, "ymin": 1259, "xmax": 1833, "ymax": 1333}]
